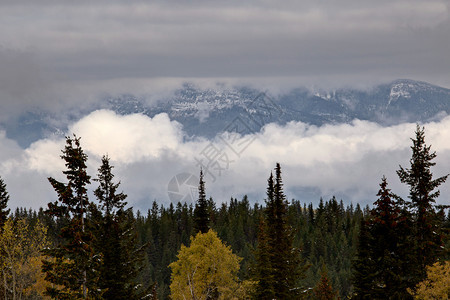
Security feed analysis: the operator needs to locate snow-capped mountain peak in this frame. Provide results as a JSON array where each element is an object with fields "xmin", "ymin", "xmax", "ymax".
[{"xmin": 4, "ymin": 79, "xmax": 450, "ymax": 148}]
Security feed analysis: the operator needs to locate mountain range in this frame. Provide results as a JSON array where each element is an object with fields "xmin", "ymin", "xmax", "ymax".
[{"xmin": 4, "ymin": 79, "xmax": 450, "ymax": 148}]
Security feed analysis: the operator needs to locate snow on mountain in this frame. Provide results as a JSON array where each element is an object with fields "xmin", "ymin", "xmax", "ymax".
[
  {"xmin": 3, "ymin": 79, "xmax": 450, "ymax": 148},
  {"xmin": 389, "ymin": 82, "xmax": 412, "ymax": 102}
]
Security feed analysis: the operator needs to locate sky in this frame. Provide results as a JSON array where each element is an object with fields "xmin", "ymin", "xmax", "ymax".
[
  {"xmin": 1, "ymin": 1, "xmax": 449, "ymax": 113},
  {"xmin": 1, "ymin": 1, "xmax": 450, "ymax": 210}
]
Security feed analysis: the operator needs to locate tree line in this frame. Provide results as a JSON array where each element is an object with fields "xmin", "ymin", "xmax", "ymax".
[{"xmin": 0, "ymin": 126, "xmax": 449, "ymax": 299}]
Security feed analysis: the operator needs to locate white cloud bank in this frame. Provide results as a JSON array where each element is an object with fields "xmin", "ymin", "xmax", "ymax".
[{"xmin": 1, "ymin": 110, "xmax": 450, "ymax": 211}]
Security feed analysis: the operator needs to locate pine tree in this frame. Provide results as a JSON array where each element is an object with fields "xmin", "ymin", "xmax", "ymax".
[
  {"xmin": 397, "ymin": 125, "xmax": 448, "ymax": 281},
  {"xmin": 353, "ymin": 177, "xmax": 412, "ymax": 299},
  {"xmin": 42, "ymin": 135, "xmax": 102, "ymax": 299},
  {"xmin": 91, "ymin": 155, "xmax": 145, "ymax": 299},
  {"xmin": 271, "ymin": 164, "xmax": 290, "ymax": 297},
  {"xmin": 352, "ymin": 218, "xmax": 377, "ymax": 299},
  {"xmin": 254, "ymin": 163, "xmax": 308, "ymax": 299},
  {"xmin": 94, "ymin": 155, "xmax": 127, "ymax": 215},
  {"xmin": 313, "ymin": 265, "xmax": 338, "ymax": 300},
  {"xmin": 371, "ymin": 177, "xmax": 413, "ymax": 297},
  {"xmin": 253, "ymin": 219, "xmax": 275, "ymax": 299},
  {"xmin": 0, "ymin": 176, "xmax": 10, "ymax": 231},
  {"xmin": 194, "ymin": 169, "xmax": 209, "ymax": 234},
  {"xmin": 150, "ymin": 283, "xmax": 159, "ymax": 300}
]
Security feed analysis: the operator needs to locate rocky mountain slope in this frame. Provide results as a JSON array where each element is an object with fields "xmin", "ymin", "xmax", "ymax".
[{"xmin": 4, "ymin": 79, "xmax": 450, "ymax": 148}]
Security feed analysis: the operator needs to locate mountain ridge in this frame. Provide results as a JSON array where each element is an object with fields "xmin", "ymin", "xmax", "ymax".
[{"xmin": 4, "ymin": 79, "xmax": 450, "ymax": 148}]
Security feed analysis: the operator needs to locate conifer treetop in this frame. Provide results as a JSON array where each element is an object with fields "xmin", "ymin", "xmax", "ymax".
[
  {"xmin": 47, "ymin": 134, "xmax": 91, "ymax": 219},
  {"xmin": 397, "ymin": 125, "xmax": 449, "ymax": 209},
  {"xmin": 0, "ymin": 176, "xmax": 10, "ymax": 230},
  {"xmin": 94, "ymin": 155, "xmax": 127, "ymax": 215},
  {"xmin": 194, "ymin": 168, "xmax": 209, "ymax": 234}
]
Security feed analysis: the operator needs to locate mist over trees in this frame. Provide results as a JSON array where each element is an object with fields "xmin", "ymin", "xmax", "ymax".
[{"xmin": 0, "ymin": 126, "xmax": 449, "ymax": 299}]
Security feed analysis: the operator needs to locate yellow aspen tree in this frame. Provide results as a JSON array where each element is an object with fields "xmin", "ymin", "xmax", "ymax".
[
  {"xmin": 408, "ymin": 261, "xmax": 450, "ymax": 299},
  {"xmin": 169, "ymin": 229, "xmax": 242, "ymax": 300},
  {"xmin": 0, "ymin": 218, "xmax": 51, "ymax": 299}
]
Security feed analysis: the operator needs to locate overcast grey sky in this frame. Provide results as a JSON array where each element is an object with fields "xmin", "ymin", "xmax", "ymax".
[
  {"xmin": 0, "ymin": 0, "xmax": 449, "ymax": 115},
  {"xmin": 1, "ymin": 1, "xmax": 450, "ymax": 210}
]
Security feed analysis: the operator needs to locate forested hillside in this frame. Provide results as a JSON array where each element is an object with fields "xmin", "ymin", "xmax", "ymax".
[{"xmin": 0, "ymin": 126, "xmax": 449, "ymax": 299}]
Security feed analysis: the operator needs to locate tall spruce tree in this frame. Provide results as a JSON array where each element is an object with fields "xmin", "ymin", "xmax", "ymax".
[
  {"xmin": 94, "ymin": 155, "xmax": 127, "ymax": 214},
  {"xmin": 353, "ymin": 177, "xmax": 412, "ymax": 299},
  {"xmin": 0, "ymin": 176, "xmax": 10, "ymax": 231},
  {"xmin": 253, "ymin": 218, "xmax": 275, "ymax": 299},
  {"xmin": 352, "ymin": 218, "xmax": 377, "ymax": 299},
  {"xmin": 0, "ymin": 175, "xmax": 10, "ymax": 298},
  {"xmin": 313, "ymin": 265, "xmax": 339, "ymax": 300},
  {"xmin": 42, "ymin": 135, "xmax": 101, "ymax": 299},
  {"xmin": 397, "ymin": 125, "xmax": 448, "ymax": 281},
  {"xmin": 91, "ymin": 155, "xmax": 145, "ymax": 299},
  {"xmin": 254, "ymin": 163, "xmax": 308, "ymax": 299},
  {"xmin": 194, "ymin": 169, "xmax": 209, "ymax": 234}
]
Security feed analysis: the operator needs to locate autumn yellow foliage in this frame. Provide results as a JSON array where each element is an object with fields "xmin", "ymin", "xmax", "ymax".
[
  {"xmin": 408, "ymin": 260, "xmax": 450, "ymax": 299},
  {"xmin": 169, "ymin": 229, "xmax": 243, "ymax": 300},
  {"xmin": 0, "ymin": 218, "xmax": 51, "ymax": 299}
]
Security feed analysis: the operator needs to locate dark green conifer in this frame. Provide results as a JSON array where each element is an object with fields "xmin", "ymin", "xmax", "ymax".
[
  {"xmin": 42, "ymin": 135, "xmax": 101, "ymax": 299},
  {"xmin": 397, "ymin": 125, "xmax": 448, "ymax": 281},
  {"xmin": 0, "ymin": 175, "xmax": 10, "ymax": 298},
  {"xmin": 253, "ymin": 219, "xmax": 276, "ymax": 299},
  {"xmin": 91, "ymin": 155, "xmax": 145, "ymax": 299},
  {"xmin": 0, "ymin": 176, "xmax": 10, "ymax": 231},
  {"xmin": 94, "ymin": 155, "xmax": 127, "ymax": 214},
  {"xmin": 313, "ymin": 265, "xmax": 339, "ymax": 300},
  {"xmin": 353, "ymin": 177, "xmax": 412, "ymax": 299},
  {"xmin": 194, "ymin": 169, "xmax": 209, "ymax": 234},
  {"xmin": 352, "ymin": 218, "xmax": 376, "ymax": 299},
  {"xmin": 254, "ymin": 163, "xmax": 308, "ymax": 299}
]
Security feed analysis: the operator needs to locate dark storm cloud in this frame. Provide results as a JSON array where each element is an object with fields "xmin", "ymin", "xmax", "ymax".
[{"xmin": 0, "ymin": 0, "xmax": 448, "ymax": 94}]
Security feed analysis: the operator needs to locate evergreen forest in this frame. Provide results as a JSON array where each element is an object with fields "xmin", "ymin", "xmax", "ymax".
[{"xmin": 0, "ymin": 126, "xmax": 449, "ymax": 299}]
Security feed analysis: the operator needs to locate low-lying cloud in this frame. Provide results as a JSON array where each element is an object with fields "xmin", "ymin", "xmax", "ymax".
[{"xmin": 1, "ymin": 110, "xmax": 450, "ymax": 211}]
